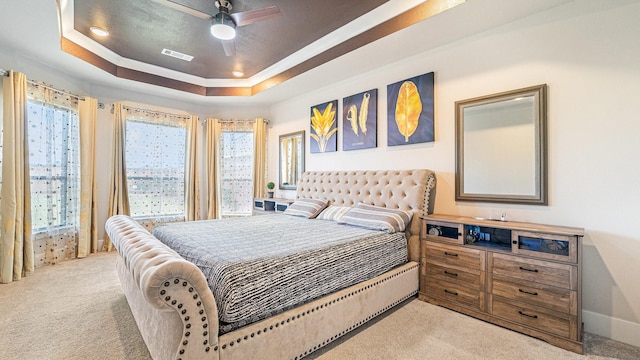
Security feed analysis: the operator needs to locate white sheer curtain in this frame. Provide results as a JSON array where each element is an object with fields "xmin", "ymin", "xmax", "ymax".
[
  {"xmin": 124, "ymin": 108, "xmax": 187, "ymax": 230},
  {"xmin": 218, "ymin": 120, "xmax": 255, "ymax": 217},
  {"xmin": 27, "ymin": 83, "xmax": 80, "ymax": 265}
]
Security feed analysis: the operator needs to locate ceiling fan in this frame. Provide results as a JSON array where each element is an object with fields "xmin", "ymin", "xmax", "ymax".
[{"xmin": 153, "ymin": 0, "xmax": 281, "ymax": 56}]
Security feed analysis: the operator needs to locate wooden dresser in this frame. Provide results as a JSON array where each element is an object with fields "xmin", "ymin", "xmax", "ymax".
[{"xmin": 419, "ymin": 214, "xmax": 584, "ymax": 353}]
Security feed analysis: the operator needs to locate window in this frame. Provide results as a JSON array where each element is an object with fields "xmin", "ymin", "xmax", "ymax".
[
  {"xmin": 218, "ymin": 121, "xmax": 255, "ymax": 217},
  {"xmin": 125, "ymin": 114, "xmax": 186, "ymax": 219},
  {"xmin": 27, "ymin": 100, "xmax": 80, "ymax": 232}
]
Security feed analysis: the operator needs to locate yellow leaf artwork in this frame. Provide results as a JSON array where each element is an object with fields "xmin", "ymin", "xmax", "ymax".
[
  {"xmin": 310, "ymin": 101, "xmax": 338, "ymax": 152},
  {"xmin": 395, "ymin": 81, "xmax": 422, "ymax": 142}
]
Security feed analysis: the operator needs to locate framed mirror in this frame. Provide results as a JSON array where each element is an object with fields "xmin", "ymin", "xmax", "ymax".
[
  {"xmin": 455, "ymin": 84, "xmax": 547, "ymax": 205},
  {"xmin": 279, "ymin": 131, "xmax": 305, "ymax": 190}
]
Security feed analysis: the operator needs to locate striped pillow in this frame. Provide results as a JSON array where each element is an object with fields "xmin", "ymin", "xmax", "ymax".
[
  {"xmin": 339, "ymin": 203, "xmax": 413, "ymax": 233},
  {"xmin": 316, "ymin": 205, "xmax": 352, "ymax": 222},
  {"xmin": 283, "ymin": 198, "xmax": 328, "ymax": 219}
]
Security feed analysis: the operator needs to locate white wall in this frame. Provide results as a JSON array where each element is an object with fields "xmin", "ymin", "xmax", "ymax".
[{"xmin": 268, "ymin": 1, "xmax": 640, "ymax": 347}]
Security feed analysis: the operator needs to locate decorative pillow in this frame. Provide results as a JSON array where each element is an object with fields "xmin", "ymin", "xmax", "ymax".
[
  {"xmin": 339, "ymin": 203, "xmax": 413, "ymax": 233},
  {"xmin": 283, "ymin": 198, "xmax": 328, "ymax": 219},
  {"xmin": 316, "ymin": 205, "xmax": 352, "ymax": 222}
]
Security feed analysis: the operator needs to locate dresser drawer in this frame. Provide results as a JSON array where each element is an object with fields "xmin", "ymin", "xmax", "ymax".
[
  {"xmin": 490, "ymin": 297, "xmax": 575, "ymax": 339},
  {"xmin": 425, "ymin": 262, "xmax": 485, "ymax": 291},
  {"xmin": 490, "ymin": 253, "xmax": 576, "ymax": 290},
  {"xmin": 491, "ymin": 276, "xmax": 576, "ymax": 315},
  {"xmin": 425, "ymin": 241, "xmax": 485, "ymax": 271},
  {"xmin": 425, "ymin": 277, "xmax": 485, "ymax": 311}
]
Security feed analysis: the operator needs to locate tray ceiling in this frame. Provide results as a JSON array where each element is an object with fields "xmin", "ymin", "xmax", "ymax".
[{"xmin": 59, "ymin": 0, "xmax": 463, "ymax": 96}]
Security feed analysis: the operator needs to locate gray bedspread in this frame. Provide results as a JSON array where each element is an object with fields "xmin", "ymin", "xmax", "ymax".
[{"xmin": 152, "ymin": 214, "xmax": 408, "ymax": 334}]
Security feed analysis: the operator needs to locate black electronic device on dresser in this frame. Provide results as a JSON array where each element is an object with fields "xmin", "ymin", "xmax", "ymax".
[{"xmin": 420, "ymin": 214, "xmax": 584, "ymax": 354}]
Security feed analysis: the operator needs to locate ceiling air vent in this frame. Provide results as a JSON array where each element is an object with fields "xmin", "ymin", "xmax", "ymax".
[{"xmin": 161, "ymin": 48, "xmax": 194, "ymax": 62}]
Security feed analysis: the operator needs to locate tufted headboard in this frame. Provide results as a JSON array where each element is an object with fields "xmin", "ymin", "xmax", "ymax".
[{"xmin": 296, "ymin": 169, "xmax": 436, "ymax": 262}]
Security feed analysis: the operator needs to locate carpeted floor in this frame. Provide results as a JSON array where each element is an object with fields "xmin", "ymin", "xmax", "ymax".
[{"xmin": 0, "ymin": 252, "xmax": 638, "ymax": 360}]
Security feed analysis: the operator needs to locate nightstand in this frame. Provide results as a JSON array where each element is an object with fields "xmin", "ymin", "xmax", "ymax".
[{"xmin": 253, "ymin": 197, "xmax": 294, "ymax": 215}]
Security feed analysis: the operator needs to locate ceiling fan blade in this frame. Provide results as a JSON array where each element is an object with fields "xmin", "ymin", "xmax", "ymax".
[
  {"xmin": 151, "ymin": 0, "xmax": 212, "ymax": 20},
  {"xmin": 221, "ymin": 40, "xmax": 236, "ymax": 57},
  {"xmin": 231, "ymin": 6, "xmax": 281, "ymax": 27}
]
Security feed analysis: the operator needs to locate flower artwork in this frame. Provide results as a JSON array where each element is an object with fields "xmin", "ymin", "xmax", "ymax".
[
  {"xmin": 310, "ymin": 100, "xmax": 338, "ymax": 153},
  {"xmin": 343, "ymin": 89, "xmax": 377, "ymax": 151},
  {"xmin": 387, "ymin": 72, "xmax": 434, "ymax": 146}
]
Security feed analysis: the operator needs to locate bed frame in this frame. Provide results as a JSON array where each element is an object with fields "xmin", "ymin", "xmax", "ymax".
[{"xmin": 106, "ymin": 169, "xmax": 436, "ymax": 360}]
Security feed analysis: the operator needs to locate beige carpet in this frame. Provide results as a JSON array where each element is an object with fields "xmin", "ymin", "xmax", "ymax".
[{"xmin": 0, "ymin": 252, "xmax": 638, "ymax": 360}]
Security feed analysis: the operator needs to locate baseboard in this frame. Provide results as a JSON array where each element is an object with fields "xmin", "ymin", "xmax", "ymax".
[{"xmin": 583, "ymin": 310, "xmax": 640, "ymax": 348}]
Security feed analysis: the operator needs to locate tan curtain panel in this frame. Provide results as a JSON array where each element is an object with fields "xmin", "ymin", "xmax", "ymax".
[
  {"xmin": 104, "ymin": 102, "xmax": 130, "ymax": 251},
  {"xmin": 184, "ymin": 115, "xmax": 199, "ymax": 221},
  {"xmin": 205, "ymin": 118, "xmax": 220, "ymax": 219},
  {"xmin": 0, "ymin": 70, "xmax": 34, "ymax": 283},
  {"xmin": 77, "ymin": 97, "xmax": 98, "ymax": 257},
  {"xmin": 253, "ymin": 118, "xmax": 267, "ymax": 199}
]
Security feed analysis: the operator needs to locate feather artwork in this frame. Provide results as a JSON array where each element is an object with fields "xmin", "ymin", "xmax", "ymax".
[
  {"xmin": 359, "ymin": 93, "xmax": 370, "ymax": 135},
  {"xmin": 395, "ymin": 81, "xmax": 422, "ymax": 142},
  {"xmin": 342, "ymin": 89, "xmax": 378, "ymax": 151},
  {"xmin": 347, "ymin": 105, "xmax": 358, "ymax": 136}
]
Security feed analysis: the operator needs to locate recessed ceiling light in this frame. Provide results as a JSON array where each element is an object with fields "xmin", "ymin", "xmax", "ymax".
[
  {"xmin": 232, "ymin": 70, "xmax": 244, "ymax": 77},
  {"xmin": 90, "ymin": 26, "xmax": 109, "ymax": 37}
]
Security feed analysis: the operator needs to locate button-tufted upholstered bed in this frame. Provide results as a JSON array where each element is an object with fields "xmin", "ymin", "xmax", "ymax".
[{"xmin": 105, "ymin": 169, "xmax": 436, "ymax": 360}]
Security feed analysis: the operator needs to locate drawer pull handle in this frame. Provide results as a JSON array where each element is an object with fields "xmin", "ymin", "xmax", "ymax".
[
  {"xmin": 444, "ymin": 252, "xmax": 458, "ymax": 257},
  {"xmin": 518, "ymin": 289, "xmax": 538, "ymax": 296},
  {"xmin": 519, "ymin": 266, "xmax": 538, "ymax": 273},
  {"xmin": 518, "ymin": 311, "xmax": 538, "ymax": 319},
  {"xmin": 444, "ymin": 289, "xmax": 458, "ymax": 296},
  {"xmin": 444, "ymin": 270, "xmax": 458, "ymax": 277}
]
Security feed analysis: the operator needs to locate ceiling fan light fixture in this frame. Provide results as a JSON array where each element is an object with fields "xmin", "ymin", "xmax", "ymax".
[{"xmin": 210, "ymin": 12, "xmax": 236, "ymax": 40}]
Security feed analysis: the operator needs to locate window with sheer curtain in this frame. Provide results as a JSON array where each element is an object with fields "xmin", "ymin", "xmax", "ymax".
[
  {"xmin": 26, "ymin": 85, "xmax": 81, "ymax": 265},
  {"xmin": 125, "ymin": 111, "xmax": 187, "ymax": 220},
  {"xmin": 219, "ymin": 121, "xmax": 255, "ymax": 217},
  {"xmin": 28, "ymin": 100, "xmax": 80, "ymax": 231}
]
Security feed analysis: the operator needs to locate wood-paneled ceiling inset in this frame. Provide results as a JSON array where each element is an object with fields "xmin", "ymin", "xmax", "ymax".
[
  {"xmin": 60, "ymin": 0, "xmax": 467, "ymax": 96},
  {"xmin": 72, "ymin": 0, "xmax": 390, "ymax": 79}
]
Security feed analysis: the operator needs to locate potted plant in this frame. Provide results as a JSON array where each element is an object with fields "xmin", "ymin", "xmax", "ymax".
[{"xmin": 266, "ymin": 182, "xmax": 275, "ymax": 198}]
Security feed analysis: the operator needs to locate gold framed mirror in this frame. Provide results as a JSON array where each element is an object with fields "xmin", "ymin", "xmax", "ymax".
[
  {"xmin": 279, "ymin": 131, "xmax": 305, "ymax": 190},
  {"xmin": 455, "ymin": 84, "xmax": 547, "ymax": 205}
]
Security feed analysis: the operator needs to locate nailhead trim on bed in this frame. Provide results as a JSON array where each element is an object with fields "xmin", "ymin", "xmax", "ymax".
[
  {"xmin": 218, "ymin": 263, "xmax": 419, "ymax": 358},
  {"xmin": 160, "ymin": 277, "xmax": 212, "ymax": 358}
]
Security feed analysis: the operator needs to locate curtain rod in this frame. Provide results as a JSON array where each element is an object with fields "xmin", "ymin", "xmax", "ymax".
[
  {"xmin": 213, "ymin": 118, "xmax": 269, "ymax": 124},
  {"xmin": 118, "ymin": 104, "xmax": 191, "ymax": 120},
  {"xmin": 1, "ymin": 68, "xmax": 86, "ymax": 101}
]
